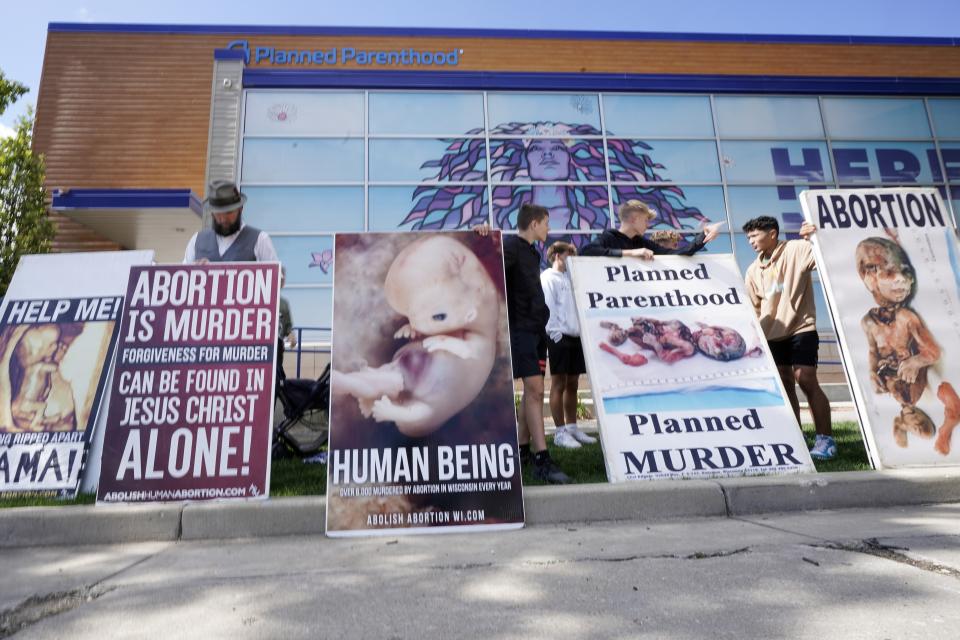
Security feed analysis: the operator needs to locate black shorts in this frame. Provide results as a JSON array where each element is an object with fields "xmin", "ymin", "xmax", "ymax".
[
  {"xmin": 768, "ymin": 331, "xmax": 819, "ymax": 368},
  {"xmin": 511, "ymin": 330, "xmax": 547, "ymax": 379},
  {"xmin": 547, "ymin": 334, "xmax": 587, "ymax": 376}
]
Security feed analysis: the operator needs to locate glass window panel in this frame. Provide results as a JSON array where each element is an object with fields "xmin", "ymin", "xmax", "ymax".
[
  {"xmin": 607, "ymin": 140, "xmax": 720, "ymax": 183},
  {"xmin": 822, "ymin": 97, "xmax": 931, "ymax": 139},
  {"xmin": 492, "ymin": 185, "xmax": 610, "ymax": 231},
  {"xmin": 369, "ymin": 185, "xmax": 488, "ymax": 231},
  {"xmin": 273, "ymin": 236, "xmax": 334, "ymax": 285},
  {"xmin": 244, "ymin": 91, "xmax": 363, "ymax": 137},
  {"xmin": 929, "ymin": 99, "xmax": 960, "ymax": 139},
  {"xmin": 487, "ymin": 93, "xmax": 601, "ymax": 131},
  {"xmin": 282, "ymin": 288, "xmax": 333, "ymax": 331},
  {"xmin": 714, "ymin": 96, "xmax": 823, "ymax": 138},
  {"xmin": 242, "ymin": 138, "xmax": 363, "ymax": 183},
  {"xmin": 733, "ymin": 233, "xmax": 759, "ymax": 276},
  {"xmin": 242, "ymin": 186, "xmax": 364, "ymax": 233},
  {"xmin": 368, "ymin": 92, "xmax": 484, "ymax": 135},
  {"xmin": 721, "ymin": 141, "xmax": 833, "ymax": 183},
  {"xmin": 831, "ymin": 142, "xmax": 941, "ymax": 184},
  {"xmin": 941, "ymin": 145, "xmax": 960, "ymax": 183},
  {"xmin": 812, "ymin": 282, "xmax": 835, "ymax": 334},
  {"xmin": 369, "ymin": 139, "xmax": 486, "ymax": 182},
  {"xmin": 612, "ymin": 186, "xmax": 726, "ymax": 229},
  {"xmin": 727, "ymin": 186, "xmax": 828, "ymax": 233},
  {"xmin": 602, "ymin": 95, "xmax": 714, "ymax": 137},
  {"xmin": 489, "ymin": 138, "xmax": 606, "ymax": 183}
]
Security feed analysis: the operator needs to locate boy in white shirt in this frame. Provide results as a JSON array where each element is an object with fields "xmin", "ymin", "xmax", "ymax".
[{"xmin": 540, "ymin": 241, "xmax": 597, "ymax": 448}]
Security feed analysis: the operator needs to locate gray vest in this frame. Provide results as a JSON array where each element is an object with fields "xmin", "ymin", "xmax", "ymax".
[{"xmin": 195, "ymin": 226, "xmax": 260, "ymax": 262}]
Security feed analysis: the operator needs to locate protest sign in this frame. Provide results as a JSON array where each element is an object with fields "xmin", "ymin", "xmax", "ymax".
[
  {"xmin": 0, "ymin": 251, "xmax": 153, "ymax": 497},
  {"xmin": 326, "ymin": 232, "xmax": 523, "ymax": 536},
  {"xmin": 568, "ymin": 254, "xmax": 814, "ymax": 482},
  {"xmin": 801, "ymin": 187, "xmax": 960, "ymax": 468},
  {"xmin": 97, "ymin": 262, "xmax": 279, "ymax": 503}
]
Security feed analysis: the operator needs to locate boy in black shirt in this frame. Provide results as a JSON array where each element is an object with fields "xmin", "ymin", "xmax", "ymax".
[
  {"xmin": 581, "ymin": 199, "xmax": 723, "ymax": 258},
  {"xmin": 480, "ymin": 204, "xmax": 571, "ymax": 484}
]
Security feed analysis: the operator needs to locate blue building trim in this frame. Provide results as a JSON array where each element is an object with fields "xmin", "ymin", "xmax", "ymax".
[
  {"xmin": 214, "ymin": 49, "xmax": 246, "ymax": 61},
  {"xmin": 51, "ymin": 189, "xmax": 203, "ymax": 215},
  {"xmin": 242, "ymin": 68, "xmax": 960, "ymax": 96},
  {"xmin": 47, "ymin": 22, "xmax": 960, "ymax": 47}
]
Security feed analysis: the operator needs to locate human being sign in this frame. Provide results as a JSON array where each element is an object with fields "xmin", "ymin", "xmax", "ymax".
[{"xmin": 326, "ymin": 231, "xmax": 524, "ymax": 536}]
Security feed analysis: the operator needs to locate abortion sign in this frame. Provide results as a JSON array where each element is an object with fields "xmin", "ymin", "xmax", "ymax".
[
  {"xmin": 97, "ymin": 263, "xmax": 279, "ymax": 503},
  {"xmin": 326, "ymin": 232, "xmax": 523, "ymax": 537},
  {"xmin": 0, "ymin": 251, "xmax": 153, "ymax": 497},
  {"xmin": 801, "ymin": 187, "xmax": 960, "ymax": 468},
  {"xmin": 568, "ymin": 254, "xmax": 814, "ymax": 482}
]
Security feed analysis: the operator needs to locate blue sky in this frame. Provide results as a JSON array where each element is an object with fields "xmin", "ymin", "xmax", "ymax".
[{"xmin": 1, "ymin": 0, "xmax": 959, "ymax": 134}]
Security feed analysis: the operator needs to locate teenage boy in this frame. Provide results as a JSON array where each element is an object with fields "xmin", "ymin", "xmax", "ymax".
[
  {"xmin": 477, "ymin": 204, "xmax": 572, "ymax": 484},
  {"xmin": 742, "ymin": 216, "xmax": 836, "ymax": 460},
  {"xmin": 541, "ymin": 241, "xmax": 596, "ymax": 449},
  {"xmin": 581, "ymin": 199, "xmax": 723, "ymax": 258}
]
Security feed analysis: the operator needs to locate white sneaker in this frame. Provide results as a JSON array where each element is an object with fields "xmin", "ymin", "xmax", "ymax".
[
  {"xmin": 566, "ymin": 424, "xmax": 597, "ymax": 444},
  {"xmin": 553, "ymin": 426, "xmax": 582, "ymax": 449}
]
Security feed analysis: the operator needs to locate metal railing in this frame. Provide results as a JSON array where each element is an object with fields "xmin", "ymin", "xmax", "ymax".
[{"xmin": 285, "ymin": 326, "xmax": 332, "ymax": 378}]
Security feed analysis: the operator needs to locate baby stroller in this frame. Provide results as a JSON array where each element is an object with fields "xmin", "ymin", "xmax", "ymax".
[{"xmin": 273, "ymin": 363, "xmax": 330, "ymax": 458}]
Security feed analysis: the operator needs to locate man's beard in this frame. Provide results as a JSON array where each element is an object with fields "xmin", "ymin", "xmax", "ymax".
[{"xmin": 213, "ymin": 214, "xmax": 242, "ymax": 237}]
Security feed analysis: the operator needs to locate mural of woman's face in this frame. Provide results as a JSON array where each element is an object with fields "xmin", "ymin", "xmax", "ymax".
[{"xmin": 526, "ymin": 140, "xmax": 570, "ymax": 181}]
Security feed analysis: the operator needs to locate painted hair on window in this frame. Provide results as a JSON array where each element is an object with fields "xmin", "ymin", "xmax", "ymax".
[{"xmin": 402, "ymin": 121, "xmax": 708, "ymax": 235}]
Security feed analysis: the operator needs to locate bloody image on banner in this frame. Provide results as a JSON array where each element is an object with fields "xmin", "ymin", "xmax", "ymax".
[
  {"xmin": 801, "ymin": 187, "xmax": 960, "ymax": 469},
  {"xmin": 568, "ymin": 254, "xmax": 815, "ymax": 482}
]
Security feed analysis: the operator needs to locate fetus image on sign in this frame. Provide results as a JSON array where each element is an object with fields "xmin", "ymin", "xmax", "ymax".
[
  {"xmin": 331, "ymin": 235, "xmax": 500, "ymax": 437},
  {"xmin": 855, "ymin": 232, "xmax": 960, "ymax": 454},
  {"xmin": 597, "ymin": 317, "xmax": 762, "ymax": 367},
  {"xmin": 0, "ymin": 323, "xmax": 85, "ymax": 432}
]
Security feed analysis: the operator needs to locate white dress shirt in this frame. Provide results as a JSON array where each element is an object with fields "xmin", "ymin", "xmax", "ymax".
[{"xmin": 540, "ymin": 267, "xmax": 581, "ymax": 343}]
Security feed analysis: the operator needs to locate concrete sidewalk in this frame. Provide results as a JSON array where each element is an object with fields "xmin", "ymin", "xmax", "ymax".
[
  {"xmin": 2, "ymin": 467, "xmax": 959, "ymax": 548},
  {"xmin": 4, "ymin": 505, "xmax": 960, "ymax": 639}
]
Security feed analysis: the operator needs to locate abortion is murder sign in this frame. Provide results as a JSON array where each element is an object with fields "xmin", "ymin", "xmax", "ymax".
[{"xmin": 97, "ymin": 263, "xmax": 279, "ymax": 503}]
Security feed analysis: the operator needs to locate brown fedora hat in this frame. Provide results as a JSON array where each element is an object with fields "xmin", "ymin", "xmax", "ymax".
[{"xmin": 204, "ymin": 180, "xmax": 248, "ymax": 214}]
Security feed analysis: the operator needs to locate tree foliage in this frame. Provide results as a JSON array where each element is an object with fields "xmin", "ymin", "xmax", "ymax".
[
  {"xmin": 0, "ymin": 69, "xmax": 28, "ymax": 117},
  {"xmin": 0, "ymin": 71, "xmax": 53, "ymax": 296}
]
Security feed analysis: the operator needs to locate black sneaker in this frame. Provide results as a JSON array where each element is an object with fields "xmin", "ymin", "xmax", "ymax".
[
  {"xmin": 518, "ymin": 445, "xmax": 532, "ymax": 468},
  {"xmin": 533, "ymin": 456, "xmax": 572, "ymax": 485}
]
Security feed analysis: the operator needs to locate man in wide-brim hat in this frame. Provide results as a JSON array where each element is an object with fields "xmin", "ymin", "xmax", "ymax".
[{"xmin": 183, "ymin": 180, "xmax": 279, "ymax": 264}]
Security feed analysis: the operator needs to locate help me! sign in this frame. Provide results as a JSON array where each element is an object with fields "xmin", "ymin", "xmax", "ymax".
[{"xmin": 97, "ymin": 263, "xmax": 279, "ymax": 503}]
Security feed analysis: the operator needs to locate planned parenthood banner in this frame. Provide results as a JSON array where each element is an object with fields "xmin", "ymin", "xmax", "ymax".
[
  {"xmin": 568, "ymin": 254, "xmax": 814, "ymax": 482},
  {"xmin": 801, "ymin": 187, "xmax": 960, "ymax": 469},
  {"xmin": 0, "ymin": 251, "xmax": 153, "ymax": 497},
  {"xmin": 326, "ymin": 231, "xmax": 523, "ymax": 537},
  {"xmin": 97, "ymin": 263, "xmax": 280, "ymax": 503}
]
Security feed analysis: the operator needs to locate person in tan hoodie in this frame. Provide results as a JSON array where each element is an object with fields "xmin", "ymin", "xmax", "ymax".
[{"xmin": 742, "ymin": 216, "xmax": 836, "ymax": 460}]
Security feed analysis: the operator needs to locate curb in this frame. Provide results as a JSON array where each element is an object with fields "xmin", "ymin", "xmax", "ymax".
[{"xmin": 2, "ymin": 468, "xmax": 959, "ymax": 547}]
